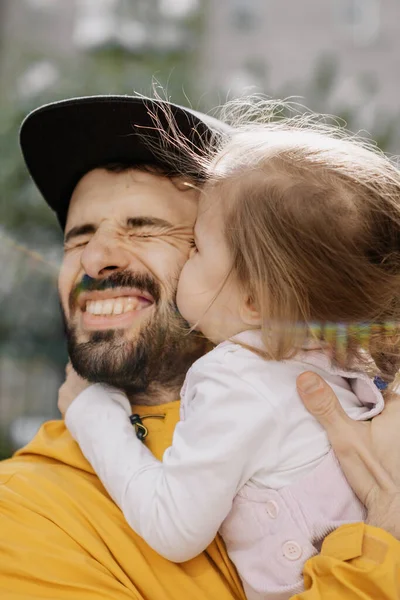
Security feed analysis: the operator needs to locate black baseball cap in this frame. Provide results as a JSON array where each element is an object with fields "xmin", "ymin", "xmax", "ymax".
[{"xmin": 19, "ymin": 95, "xmax": 230, "ymax": 229}]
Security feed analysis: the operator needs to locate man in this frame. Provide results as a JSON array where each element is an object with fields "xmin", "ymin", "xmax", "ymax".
[{"xmin": 0, "ymin": 95, "xmax": 399, "ymax": 599}]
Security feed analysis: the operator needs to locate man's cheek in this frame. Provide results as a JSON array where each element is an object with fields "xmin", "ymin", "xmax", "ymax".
[
  {"xmin": 58, "ymin": 294, "xmax": 70, "ymax": 322},
  {"xmin": 151, "ymin": 262, "xmax": 182, "ymax": 295},
  {"xmin": 58, "ymin": 280, "xmax": 74, "ymax": 321},
  {"xmin": 157, "ymin": 243, "xmax": 188, "ymax": 270},
  {"xmin": 59, "ymin": 258, "xmax": 83, "ymax": 315}
]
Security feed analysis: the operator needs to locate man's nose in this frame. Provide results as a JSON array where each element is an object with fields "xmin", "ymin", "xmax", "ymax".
[{"xmin": 80, "ymin": 233, "xmax": 131, "ymax": 278}]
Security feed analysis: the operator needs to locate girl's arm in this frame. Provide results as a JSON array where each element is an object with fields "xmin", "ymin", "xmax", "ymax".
[{"xmin": 64, "ymin": 362, "xmax": 278, "ymax": 562}]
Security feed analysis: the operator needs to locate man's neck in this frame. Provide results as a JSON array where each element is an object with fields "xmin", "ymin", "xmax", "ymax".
[{"xmin": 126, "ymin": 383, "xmax": 181, "ymax": 407}]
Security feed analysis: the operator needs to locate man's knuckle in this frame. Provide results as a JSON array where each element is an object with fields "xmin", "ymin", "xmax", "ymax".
[{"xmin": 310, "ymin": 393, "xmax": 337, "ymax": 419}]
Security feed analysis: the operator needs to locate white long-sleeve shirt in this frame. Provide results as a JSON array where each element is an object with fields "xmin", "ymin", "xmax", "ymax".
[{"xmin": 65, "ymin": 330, "xmax": 383, "ymax": 563}]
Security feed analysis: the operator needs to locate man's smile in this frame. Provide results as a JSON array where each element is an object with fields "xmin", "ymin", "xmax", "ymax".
[{"xmin": 77, "ymin": 288, "xmax": 154, "ymax": 330}]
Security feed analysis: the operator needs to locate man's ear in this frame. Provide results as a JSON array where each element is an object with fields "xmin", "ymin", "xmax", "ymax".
[{"xmin": 240, "ymin": 295, "xmax": 262, "ymax": 327}]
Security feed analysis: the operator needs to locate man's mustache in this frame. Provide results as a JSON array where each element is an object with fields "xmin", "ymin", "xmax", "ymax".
[{"xmin": 70, "ymin": 271, "xmax": 161, "ymax": 308}]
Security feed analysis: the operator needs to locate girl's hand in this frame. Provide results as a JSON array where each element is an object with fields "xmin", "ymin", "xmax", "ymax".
[
  {"xmin": 296, "ymin": 371, "xmax": 400, "ymax": 539},
  {"xmin": 58, "ymin": 363, "xmax": 91, "ymax": 418}
]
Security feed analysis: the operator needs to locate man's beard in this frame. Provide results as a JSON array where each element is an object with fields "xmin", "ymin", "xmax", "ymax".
[{"xmin": 63, "ymin": 271, "xmax": 208, "ymax": 401}]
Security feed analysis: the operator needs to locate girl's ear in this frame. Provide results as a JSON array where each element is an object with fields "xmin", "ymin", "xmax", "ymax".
[{"xmin": 240, "ymin": 295, "xmax": 262, "ymax": 327}]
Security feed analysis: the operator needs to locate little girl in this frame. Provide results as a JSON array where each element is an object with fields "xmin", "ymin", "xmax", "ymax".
[{"xmin": 61, "ymin": 107, "xmax": 400, "ymax": 600}]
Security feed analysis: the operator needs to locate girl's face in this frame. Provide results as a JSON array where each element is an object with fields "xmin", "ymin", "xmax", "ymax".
[{"xmin": 176, "ymin": 189, "xmax": 249, "ymax": 344}]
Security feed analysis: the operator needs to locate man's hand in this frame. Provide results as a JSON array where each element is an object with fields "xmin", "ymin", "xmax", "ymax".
[
  {"xmin": 297, "ymin": 371, "xmax": 400, "ymax": 539},
  {"xmin": 58, "ymin": 363, "xmax": 91, "ymax": 418}
]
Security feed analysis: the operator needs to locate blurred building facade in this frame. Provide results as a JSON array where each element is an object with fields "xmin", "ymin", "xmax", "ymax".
[{"xmin": 199, "ymin": 0, "xmax": 400, "ymax": 145}]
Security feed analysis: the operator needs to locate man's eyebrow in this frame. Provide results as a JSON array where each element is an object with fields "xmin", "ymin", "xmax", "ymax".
[
  {"xmin": 126, "ymin": 217, "xmax": 174, "ymax": 229},
  {"xmin": 64, "ymin": 224, "xmax": 96, "ymax": 244}
]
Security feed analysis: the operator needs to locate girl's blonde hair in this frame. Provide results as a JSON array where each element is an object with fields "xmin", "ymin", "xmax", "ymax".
[{"xmin": 147, "ymin": 97, "xmax": 400, "ymax": 393}]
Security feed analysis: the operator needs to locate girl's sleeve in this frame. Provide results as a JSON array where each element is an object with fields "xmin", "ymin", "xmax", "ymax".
[{"xmin": 65, "ymin": 362, "xmax": 279, "ymax": 562}]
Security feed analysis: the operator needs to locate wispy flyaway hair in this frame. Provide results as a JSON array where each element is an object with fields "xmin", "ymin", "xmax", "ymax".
[{"xmin": 144, "ymin": 95, "xmax": 400, "ymax": 394}]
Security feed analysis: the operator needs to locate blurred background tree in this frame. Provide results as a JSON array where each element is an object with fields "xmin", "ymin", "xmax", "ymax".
[{"xmin": 1, "ymin": 0, "xmax": 399, "ymax": 457}]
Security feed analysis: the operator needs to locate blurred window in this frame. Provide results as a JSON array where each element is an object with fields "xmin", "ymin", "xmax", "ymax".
[
  {"xmin": 225, "ymin": 67, "xmax": 262, "ymax": 97},
  {"xmin": 231, "ymin": 0, "xmax": 263, "ymax": 32},
  {"xmin": 24, "ymin": 0, "xmax": 61, "ymax": 9},
  {"xmin": 338, "ymin": 0, "xmax": 380, "ymax": 45},
  {"xmin": 74, "ymin": 0, "xmax": 119, "ymax": 49},
  {"xmin": 159, "ymin": 0, "xmax": 199, "ymax": 20},
  {"xmin": 17, "ymin": 61, "xmax": 59, "ymax": 99}
]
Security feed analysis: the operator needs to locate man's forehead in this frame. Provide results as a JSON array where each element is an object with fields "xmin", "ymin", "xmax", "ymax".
[
  {"xmin": 66, "ymin": 167, "xmax": 199, "ymax": 229},
  {"xmin": 72, "ymin": 167, "xmax": 170, "ymax": 198}
]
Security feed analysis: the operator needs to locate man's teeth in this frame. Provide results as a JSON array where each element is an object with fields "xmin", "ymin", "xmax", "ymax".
[{"xmin": 85, "ymin": 297, "xmax": 147, "ymax": 315}]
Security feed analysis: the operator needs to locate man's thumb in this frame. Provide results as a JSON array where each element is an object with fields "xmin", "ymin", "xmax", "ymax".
[{"xmin": 296, "ymin": 371, "xmax": 349, "ymax": 428}]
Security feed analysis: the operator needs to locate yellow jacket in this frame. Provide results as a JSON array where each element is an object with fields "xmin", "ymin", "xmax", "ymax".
[{"xmin": 0, "ymin": 400, "xmax": 399, "ymax": 599}]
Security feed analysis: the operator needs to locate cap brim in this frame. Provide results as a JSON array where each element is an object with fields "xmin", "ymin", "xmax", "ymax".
[{"xmin": 20, "ymin": 95, "xmax": 230, "ymax": 229}]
